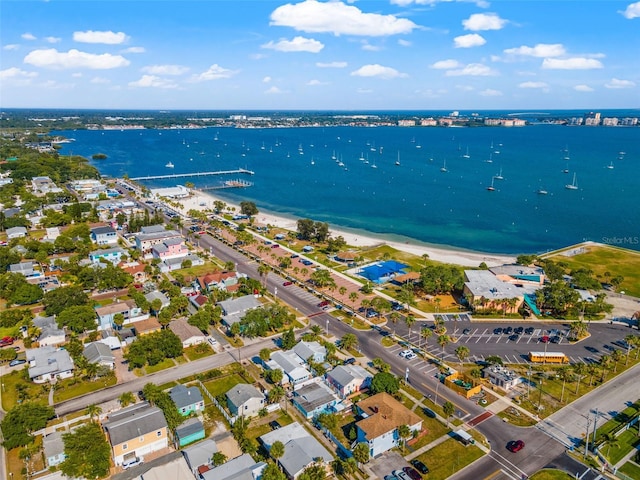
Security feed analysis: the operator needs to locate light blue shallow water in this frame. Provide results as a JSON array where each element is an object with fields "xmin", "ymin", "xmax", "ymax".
[{"xmin": 54, "ymin": 122, "xmax": 640, "ymax": 255}]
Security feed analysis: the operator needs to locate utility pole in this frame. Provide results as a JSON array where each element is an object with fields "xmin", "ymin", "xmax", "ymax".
[
  {"xmin": 584, "ymin": 413, "xmax": 592, "ymax": 458},
  {"xmin": 592, "ymin": 408, "xmax": 599, "ymax": 446}
]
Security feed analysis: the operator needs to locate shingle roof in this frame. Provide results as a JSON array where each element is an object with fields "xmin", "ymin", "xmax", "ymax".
[
  {"xmin": 201, "ymin": 453, "xmax": 263, "ymax": 480},
  {"xmin": 327, "ymin": 365, "xmax": 372, "ymax": 389},
  {"xmin": 182, "ymin": 438, "xmax": 217, "ymax": 471},
  {"xmin": 91, "ymin": 226, "xmax": 116, "ymax": 235},
  {"xmin": 169, "ymin": 384, "xmax": 204, "ymax": 410},
  {"xmin": 32, "ymin": 315, "xmax": 65, "ymax": 341},
  {"xmin": 175, "ymin": 417, "xmax": 204, "ymax": 439},
  {"xmin": 26, "ymin": 346, "xmax": 74, "ymax": 379},
  {"xmin": 218, "ymin": 295, "xmax": 261, "ymax": 316},
  {"xmin": 168, "ymin": 318, "xmax": 205, "ymax": 342},
  {"xmin": 225, "ymin": 384, "xmax": 264, "ymax": 409},
  {"xmin": 43, "ymin": 431, "xmax": 65, "ymax": 459},
  {"xmin": 293, "ymin": 341, "xmax": 326, "ymax": 362},
  {"xmin": 83, "ymin": 342, "xmax": 115, "ymax": 365},
  {"xmin": 103, "ymin": 402, "xmax": 167, "ymax": 446},
  {"xmin": 356, "ymin": 393, "xmax": 422, "ymax": 440},
  {"xmin": 293, "ymin": 382, "xmax": 336, "ymax": 412}
]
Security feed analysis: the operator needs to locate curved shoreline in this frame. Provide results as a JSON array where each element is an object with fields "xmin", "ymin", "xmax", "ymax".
[{"xmin": 180, "ymin": 189, "xmax": 516, "ymax": 267}]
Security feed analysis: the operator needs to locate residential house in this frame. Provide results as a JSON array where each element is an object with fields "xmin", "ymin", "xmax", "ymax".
[
  {"xmin": 91, "ymin": 225, "xmax": 118, "ymax": 245},
  {"xmin": 137, "ymin": 456, "xmax": 193, "ymax": 480},
  {"xmin": 89, "ymin": 247, "xmax": 126, "ymax": 265},
  {"xmin": 43, "ymin": 431, "xmax": 66, "ymax": 467},
  {"xmin": 159, "ymin": 253, "xmax": 204, "ymax": 273},
  {"xmin": 168, "ymin": 318, "xmax": 206, "ymax": 348},
  {"xmin": 32, "ymin": 315, "xmax": 66, "ymax": 347},
  {"xmin": 83, "ymin": 341, "xmax": 116, "ymax": 370},
  {"xmin": 201, "ymin": 453, "xmax": 266, "ymax": 480},
  {"xmin": 218, "ymin": 295, "xmax": 262, "ymax": 328},
  {"xmin": 27, "ymin": 275, "xmax": 61, "ymax": 293},
  {"xmin": 102, "ymin": 402, "xmax": 168, "ymax": 467},
  {"xmin": 182, "ymin": 439, "xmax": 217, "ymax": 475},
  {"xmin": 26, "ymin": 346, "xmax": 74, "ymax": 383},
  {"xmin": 119, "ymin": 262, "xmax": 147, "ymax": 284},
  {"xmin": 151, "ymin": 237, "xmax": 189, "ymax": 261},
  {"xmin": 355, "ymin": 392, "xmax": 422, "ymax": 458},
  {"xmin": 44, "ymin": 227, "xmax": 60, "ymax": 241},
  {"xmin": 259, "ymin": 422, "xmax": 333, "ymax": 479},
  {"xmin": 225, "ymin": 384, "xmax": 266, "ymax": 418},
  {"xmin": 169, "ymin": 384, "xmax": 205, "ymax": 416},
  {"xmin": 94, "ymin": 300, "xmax": 147, "ymax": 330},
  {"xmin": 189, "ymin": 294, "xmax": 209, "ymax": 310},
  {"xmin": 291, "ymin": 380, "xmax": 340, "ymax": 419},
  {"xmin": 31, "ymin": 176, "xmax": 63, "ymax": 195},
  {"xmin": 144, "ymin": 290, "xmax": 171, "ymax": 314},
  {"xmin": 265, "ymin": 350, "xmax": 311, "ymax": 386},
  {"xmin": 325, "ymin": 365, "xmax": 372, "ymax": 398},
  {"xmin": 8, "ymin": 261, "xmax": 36, "ymax": 277},
  {"xmin": 134, "ymin": 226, "xmax": 182, "ymax": 256},
  {"xmin": 6, "ymin": 226, "xmax": 27, "ymax": 239},
  {"xmin": 174, "ymin": 418, "xmax": 205, "ymax": 448},
  {"xmin": 133, "ymin": 317, "xmax": 162, "ymax": 336},
  {"xmin": 197, "ymin": 271, "xmax": 242, "ymax": 293},
  {"xmin": 293, "ymin": 340, "xmax": 326, "ymax": 364}
]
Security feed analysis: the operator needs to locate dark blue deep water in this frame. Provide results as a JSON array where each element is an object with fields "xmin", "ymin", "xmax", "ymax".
[{"xmin": 54, "ymin": 121, "xmax": 640, "ymax": 255}]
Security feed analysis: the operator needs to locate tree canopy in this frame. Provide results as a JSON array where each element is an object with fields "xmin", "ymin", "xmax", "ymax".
[
  {"xmin": 1, "ymin": 403, "xmax": 55, "ymax": 449},
  {"xmin": 370, "ymin": 371, "xmax": 400, "ymax": 395},
  {"xmin": 124, "ymin": 329, "xmax": 183, "ymax": 368},
  {"xmin": 60, "ymin": 422, "xmax": 111, "ymax": 479}
]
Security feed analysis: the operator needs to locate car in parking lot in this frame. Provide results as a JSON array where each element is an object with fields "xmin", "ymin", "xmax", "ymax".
[
  {"xmin": 404, "ymin": 352, "xmax": 418, "ymax": 360},
  {"xmin": 344, "ymin": 357, "xmax": 356, "ymax": 365},
  {"xmin": 507, "ymin": 440, "xmax": 525, "ymax": 452},
  {"xmin": 403, "ymin": 466, "xmax": 422, "ymax": 480},
  {"xmin": 318, "ymin": 300, "xmax": 330, "ymax": 308},
  {"xmin": 493, "ymin": 327, "xmax": 503, "ymax": 335},
  {"xmin": 550, "ymin": 335, "xmax": 561, "ymax": 343},
  {"xmin": 290, "ymin": 254, "xmax": 299, "ymax": 258},
  {"xmin": 366, "ymin": 310, "xmax": 379, "ymax": 318},
  {"xmin": 9, "ymin": 359, "xmax": 26, "ymax": 367},
  {"xmin": 540, "ymin": 335, "xmax": 550, "ymax": 343},
  {"xmin": 462, "ymin": 328, "xmax": 471, "ymax": 335},
  {"xmin": 392, "ymin": 469, "xmax": 412, "ymax": 480},
  {"xmin": 301, "ymin": 259, "xmax": 313, "ymax": 266},
  {"xmin": 504, "ymin": 326, "xmax": 513, "ymax": 335},
  {"xmin": 271, "ymin": 244, "xmax": 279, "ymax": 248},
  {"xmin": 514, "ymin": 326, "xmax": 524, "ymax": 334},
  {"xmin": 384, "ymin": 476, "xmax": 398, "ymax": 480},
  {"xmin": 525, "ymin": 327, "xmax": 535, "ymax": 335},
  {"xmin": 585, "ymin": 346, "xmax": 599, "ymax": 353},
  {"xmin": 399, "ymin": 349, "xmax": 412, "ymax": 358},
  {"xmin": 509, "ymin": 334, "xmax": 520, "ymax": 342},
  {"xmin": 391, "ymin": 302, "xmax": 404, "ymax": 311},
  {"xmin": 283, "ymin": 281, "xmax": 293, "ymax": 286},
  {"xmin": 410, "ymin": 459, "xmax": 429, "ymax": 474},
  {"xmin": 269, "ymin": 420, "xmax": 281, "ymax": 430}
]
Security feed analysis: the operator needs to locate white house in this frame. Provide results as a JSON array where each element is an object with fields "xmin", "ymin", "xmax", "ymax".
[
  {"xmin": 33, "ymin": 315, "xmax": 66, "ymax": 347},
  {"xmin": 293, "ymin": 340, "xmax": 326, "ymax": 364},
  {"xmin": 218, "ymin": 295, "xmax": 262, "ymax": 328},
  {"xmin": 83, "ymin": 342, "xmax": 116, "ymax": 370},
  {"xmin": 6, "ymin": 226, "xmax": 27, "ymax": 239},
  {"xmin": 26, "ymin": 346, "xmax": 74, "ymax": 383},
  {"xmin": 265, "ymin": 350, "xmax": 312, "ymax": 386},
  {"xmin": 168, "ymin": 318, "xmax": 206, "ymax": 348},
  {"xmin": 225, "ymin": 384, "xmax": 266, "ymax": 418},
  {"xmin": 325, "ymin": 365, "xmax": 372, "ymax": 398},
  {"xmin": 43, "ymin": 431, "xmax": 66, "ymax": 467},
  {"xmin": 90, "ymin": 226, "xmax": 118, "ymax": 245}
]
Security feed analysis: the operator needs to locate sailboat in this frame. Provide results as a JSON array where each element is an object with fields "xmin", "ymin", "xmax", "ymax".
[
  {"xmin": 494, "ymin": 168, "xmax": 504, "ymax": 180},
  {"xmin": 310, "ymin": 157, "xmax": 315, "ymax": 165},
  {"xmin": 485, "ymin": 153, "xmax": 493, "ymax": 164},
  {"xmin": 486, "ymin": 177, "xmax": 496, "ymax": 191},
  {"xmin": 563, "ymin": 146, "xmax": 571, "ymax": 161},
  {"xmin": 606, "ymin": 160, "xmax": 614, "ymax": 169},
  {"xmin": 331, "ymin": 150, "xmax": 337, "ymax": 160},
  {"xmin": 165, "ymin": 161, "xmax": 174, "ymax": 168},
  {"xmin": 536, "ymin": 187, "xmax": 548, "ymax": 195},
  {"xmin": 440, "ymin": 159, "xmax": 448, "ymax": 172},
  {"xmin": 371, "ymin": 159, "xmax": 377, "ymax": 169},
  {"xmin": 462, "ymin": 146, "xmax": 470, "ymax": 159},
  {"xmin": 565, "ymin": 173, "xmax": 578, "ymax": 190},
  {"xmin": 359, "ymin": 152, "xmax": 365, "ymax": 161},
  {"xmin": 395, "ymin": 151, "xmax": 401, "ymax": 166}
]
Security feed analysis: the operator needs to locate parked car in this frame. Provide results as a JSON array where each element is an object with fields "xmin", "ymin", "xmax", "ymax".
[
  {"xmin": 343, "ymin": 357, "xmax": 356, "ymax": 365},
  {"xmin": 399, "ymin": 349, "xmax": 412, "ymax": 358},
  {"xmin": 0, "ymin": 336, "xmax": 14, "ymax": 347},
  {"xmin": 392, "ymin": 470, "xmax": 412, "ymax": 480},
  {"xmin": 493, "ymin": 328, "xmax": 503, "ymax": 335},
  {"xmin": 525, "ymin": 327, "xmax": 535, "ymax": 335},
  {"xmin": 514, "ymin": 327, "xmax": 524, "ymax": 334},
  {"xmin": 504, "ymin": 326, "xmax": 513, "ymax": 335},
  {"xmin": 318, "ymin": 300, "xmax": 330, "ymax": 308},
  {"xmin": 410, "ymin": 459, "xmax": 429, "ymax": 474},
  {"xmin": 507, "ymin": 440, "xmax": 525, "ymax": 452},
  {"xmin": 404, "ymin": 352, "xmax": 418, "ymax": 360},
  {"xmin": 269, "ymin": 420, "xmax": 281, "ymax": 430},
  {"xmin": 270, "ymin": 244, "xmax": 279, "ymax": 249},
  {"xmin": 290, "ymin": 254, "xmax": 299, "ymax": 258},
  {"xmin": 403, "ymin": 466, "xmax": 422, "ymax": 480},
  {"xmin": 540, "ymin": 335, "xmax": 550, "ymax": 343},
  {"xmin": 283, "ymin": 281, "xmax": 293, "ymax": 286},
  {"xmin": 462, "ymin": 328, "xmax": 471, "ymax": 335},
  {"xmin": 9, "ymin": 359, "xmax": 26, "ymax": 367}
]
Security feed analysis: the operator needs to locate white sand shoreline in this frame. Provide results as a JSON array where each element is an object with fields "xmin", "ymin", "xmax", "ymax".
[{"xmin": 175, "ymin": 189, "xmax": 516, "ymax": 267}]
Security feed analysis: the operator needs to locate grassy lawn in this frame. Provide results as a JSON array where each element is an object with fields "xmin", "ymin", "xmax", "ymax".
[
  {"xmin": 53, "ymin": 375, "xmax": 118, "ymax": 403},
  {"xmin": 1, "ymin": 369, "xmax": 46, "ymax": 410},
  {"xmin": 183, "ymin": 343, "xmax": 215, "ymax": 361},
  {"xmin": 497, "ymin": 406, "xmax": 538, "ymax": 427},
  {"xmin": 203, "ymin": 373, "xmax": 245, "ymax": 397},
  {"xmin": 619, "ymin": 461, "xmax": 640, "ymax": 479},
  {"xmin": 133, "ymin": 358, "xmax": 176, "ymax": 376},
  {"xmin": 544, "ymin": 244, "xmax": 640, "ymax": 298},
  {"xmin": 381, "ymin": 337, "xmax": 395, "ymax": 347},
  {"xmin": 179, "ymin": 262, "xmax": 225, "ymax": 277},
  {"xmin": 601, "ymin": 427, "xmax": 640, "ymax": 465},
  {"xmin": 409, "ymin": 409, "xmax": 450, "ymax": 450},
  {"xmin": 6, "ymin": 435, "xmax": 45, "ymax": 480},
  {"xmin": 530, "ymin": 470, "xmax": 575, "ymax": 480},
  {"xmin": 414, "ymin": 438, "xmax": 484, "ymax": 480}
]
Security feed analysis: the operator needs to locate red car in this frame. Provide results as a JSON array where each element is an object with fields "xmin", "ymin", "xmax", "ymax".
[
  {"xmin": 0, "ymin": 336, "xmax": 14, "ymax": 347},
  {"xmin": 507, "ymin": 440, "xmax": 525, "ymax": 452},
  {"xmin": 540, "ymin": 335, "xmax": 550, "ymax": 343},
  {"xmin": 283, "ymin": 281, "xmax": 293, "ymax": 286}
]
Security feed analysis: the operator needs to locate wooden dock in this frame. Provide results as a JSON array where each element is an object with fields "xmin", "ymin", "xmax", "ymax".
[
  {"xmin": 199, "ymin": 179, "xmax": 253, "ymax": 191},
  {"xmin": 131, "ymin": 168, "xmax": 254, "ymax": 181}
]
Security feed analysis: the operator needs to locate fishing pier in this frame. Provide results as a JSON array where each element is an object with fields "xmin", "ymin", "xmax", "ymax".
[{"xmin": 130, "ymin": 168, "xmax": 254, "ymax": 181}]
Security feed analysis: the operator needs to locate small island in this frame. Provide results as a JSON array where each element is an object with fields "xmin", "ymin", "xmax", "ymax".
[{"xmin": 91, "ymin": 153, "xmax": 107, "ymax": 160}]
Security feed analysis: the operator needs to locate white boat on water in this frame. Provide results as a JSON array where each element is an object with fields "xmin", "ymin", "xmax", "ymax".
[
  {"xmin": 606, "ymin": 161, "xmax": 614, "ymax": 169},
  {"xmin": 462, "ymin": 146, "xmax": 470, "ymax": 159},
  {"xmin": 537, "ymin": 188, "xmax": 548, "ymax": 195},
  {"xmin": 494, "ymin": 168, "xmax": 504, "ymax": 180},
  {"xmin": 440, "ymin": 160, "xmax": 448, "ymax": 172},
  {"xmin": 395, "ymin": 151, "xmax": 401, "ymax": 166},
  {"xmin": 487, "ymin": 177, "xmax": 496, "ymax": 191},
  {"xmin": 165, "ymin": 162, "xmax": 174, "ymax": 168},
  {"xmin": 565, "ymin": 173, "xmax": 578, "ymax": 190}
]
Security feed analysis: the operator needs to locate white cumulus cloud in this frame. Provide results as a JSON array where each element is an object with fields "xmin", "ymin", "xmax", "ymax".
[
  {"xmin": 519, "ymin": 81, "xmax": 548, "ymax": 88},
  {"xmin": 479, "ymin": 88, "xmax": 502, "ymax": 96},
  {"xmin": 128, "ymin": 75, "xmax": 177, "ymax": 89},
  {"xmin": 445, "ymin": 63, "xmax": 496, "ymax": 76},
  {"xmin": 463, "ymin": 13, "xmax": 507, "ymax": 31},
  {"xmin": 261, "ymin": 36, "xmax": 324, "ymax": 53},
  {"xmin": 574, "ymin": 84, "xmax": 594, "ymax": 92},
  {"xmin": 504, "ymin": 43, "xmax": 566, "ymax": 57},
  {"xmin": 542, "ymin": 57, "xmax": 603, "ymax": 69},
  {"xmin": 141, "ymin": 64, "xmax": 189, "ymax": 75},
  {"xmin": 45, "ymin": 36, "xmax": 61, "ymax": 44},
  {"xmin": 454, "ymin": 34, "xmax": 486, "ymax": 48},
  {"xmin": 270, "ymin": 0, "xmax": 419, "ymax": 36},
  {"xmin": 22, "ymin": 33, "xmax": 36, "ymax": 41},
  {"xmin": 307, "ymin": 79, "xmax": 328, "ymax": 86},
  {"xmin": 431, "ymin": 59, "xmax": 462, "ymax": 69},
  {"xmin": 3, "ymin": 44, "xmax": 19, "ymax": 51},
  {"xmin": 122, "ymin": 46, "xmax": 145, "ymax": 54},
  {"xmin": 351, "ymin": 64, "xmax": 407, "ymax": 79},
  {"xmin": 316, "ymin": 61, "xmax": 347, "ymax": 68},
  {"xmin": 265, "ymin": 86, "xmax": 285, "ymax": 94},
  {"xmin": 90, "ymin": 77, "xmax": 111, "ymax": 84},
  {"xmin": 0, "ymin": 67, "xmax": 38, "ymax": 79},
  {"xmin": 620, "ymin": 2, "xmax": 640, "ymax": 18},
  {"xmin": 24, "ymin": 48, "xmax": 130, "ymax": 69},
  {"xmin": 73, "ymin": 30, "xmax": 129, "ymax": 44},
  {"xmin": 263, "ymin": 76, "xmax": 272, "ymax": 83},
  {"xmin": 190, "ymin": 64, "xmax": 238, "ymax": 82},
  {"xmin": 362, "ymin": 42, "xmax": 381, "ymax": 51},
  {"xmin": 398, "ymin": 39, "xmax": 412, "ymax": 47},
  {"xmin": 605, "ymin": 78, "xmax": 636, "ymax": 89}
]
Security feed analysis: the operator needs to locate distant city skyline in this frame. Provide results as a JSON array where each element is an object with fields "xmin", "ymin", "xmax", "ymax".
[{"xmin": 1, "ymin": 0, "xmax": 639, "ymax": 110}]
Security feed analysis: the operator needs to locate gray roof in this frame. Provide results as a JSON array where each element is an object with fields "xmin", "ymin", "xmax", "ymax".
[
  {"xmin": 33, "ymin": 315, "xmax": 65, "ymax": 341},
  {"xmin": 327, "ymin": 365, "xmax": 372, "ymax": 389},
  {"xmin": 490, "ymin": 264, "xmax": 544, "ymax": 278},
  {"xmin": 103, "ymin": 402, "xmax": 168, "ymax": 446},
  {"xmin": 163, "ymin": 253, "xmax": 202, "ymax": 267},
  {"xmin": 43, "ymin": 431, "xmax": 65, "ymax": 459},
  {"xmin": 226, "ymin": 384, "xmax": 264, "ymax": 409},
  {"xmin": 175, "ymin": 417, "xmax": 204, "ymax": 439},
  {"xmin": 7, "ymin": 226, "xmax": 27, "ymax": 235},
  {"xmin": 169, "ymin": 384, "xmax": 203, "ymax": 410},
  {"xmin": 89, "ymin": 247, "xmax": 125, "ymax": 257},
  {"xmin": 144, "ymin": 290, "xmax": 170, "ymax": 305},
  {"xmin": 292, "ymin": 382, "xmax": 336, "ymax": 412},
  {"xmin": 9, "ymin": 261, "xmax": 34, "ymax": 274},
  {"xmin": 26, "ymin": 346, "xmax": 74, "ymax": 379},
  {"xmin": 201, "ymin": 454, "xmax": 265, "ymax": 480},
  {"xmin": 293, "ymin": 340, "xmax": 326, "ymax": 362},
  {"xmin": 464, "ymin": 269, "xmax": 531, "ymax": 300},
  {"xmin": 163, "ymin": 237, "xmax": 184, "ymax": 246},
  {"xmin": 83, "ymin": 342, "xmax": 115, "ymax": 365},
  {"xmin": 140, "ymin": 225, "xmax": 167, "ymax": 234},
  {"xmin": 91, "ymin": 226, "xmax": 116, "ymax": 235},
  {"xmin": 260, "ymin": 422, "xmax": 332, "ymax": 478},
  {"xmin": 182, "ymin": 438, "xmax": 217, "ymax": 471},
  {"xmin": 218, "ymin": 295, "xmax": 261, "ymax": 316}
]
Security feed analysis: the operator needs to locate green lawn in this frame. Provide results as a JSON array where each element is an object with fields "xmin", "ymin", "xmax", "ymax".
[
  {"xmin": 1, "ymin": 369, "xmax": 48, "ymax": 410},
  {"xmin": 203, "ymin": 373, "xmax": 245, "ymax": 397},
  {"xmin": 619, "ymin": 461, "xmax": 640, "ymax": 480},
  {"xmin": 593, "ymin": 401, "xmax": 640, "ymax": 443},
  {"xmin": 414, "ymin": 438, "xmax": 484, "ymax": 480},
  {"xmin": 545, "ymin": 244, "xmax": 640, "ymax": 298},
  {"xmin": 409, "ymin": 410, "xmax": 450, "ymax": 450},
  {"xmin": 53, "ymin": 375, "xmax": 118, "ymax": 403},
  {"xmin": 601, "ymin": 427, "xmax": 640, "ymax": 465},
  {"xmin": 497, "ymin": 406, "xmax": 538, "ymax": 427},
  {"xmin": 183, "ymin": 343, "xmax": 215, "ymax": 361},
  {"xmin": 530, "ymin": 470, "xmax": 575, "ymax": 480},
  {"xmin": 133, "ymin": 358, "xmax": 177, "ymax": 376}
]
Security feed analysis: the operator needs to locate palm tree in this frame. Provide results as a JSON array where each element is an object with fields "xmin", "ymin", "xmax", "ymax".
[
  {"xmin": 270, "ymin": 440, "xmax": 285, "ymax": 471},
  {"xmin": 437, "ymin": 334, "xmax": 451, "ymax": 361},
  {"xmin": 86, "ymin": 403, "xmax": 102, "ymax": 422},
  {"xmin": 586, "ymin": 363, "xmax": 599, "ymax": 386},
  {"xmin": 599, "ymin": 354, "xmax": 612, "ymax": 382},
  {"xmin": 352, "ymin": 442, "xmax": 370, "ymax": 467},
  {"xmin": 338, "ymin": 286, "xmax": 347, "ymax": 298},
  {"xmin": 389, "ymin": 311, "xmax": 400, "ymax": 335},
  {"xmin": 118, "ymin": 392, "xmax": 136, "ymax": 408},
  {"xmin": 557, "ymin": 365, "xmax": 572, "ymax": 403},
  {"xmin": 397, "ymin": 424, "xmax": 411, "ymax": 453},
  {"xmin": 455, "ymin": 345, "xmax": 470, "ymax": 365},
  {"xmin": 340, "ymin": 333, "xmax": 358, "ymax": 351},
  {"xmin": 257, "ymin": 263, "xmax": 270, "ymax": 287},
  {"xmin": 610, "ymin": 349, "xmax": 623, "ymax": 372},
  {"xmin": 624, "ymin": 334, "xmax": 637, "ymax": 363},
  {"xmin": 405, "ymin": 314, "xmax": 416, "ymax": 338},
  {"xmin": 603, "ymin": 432, "xmax": 620, "ymax": 462},
  {"xmin": 572, "ymin": 363, "xmax": 586, "ymax": 396},
  {"xmin": 420, "ymin": 327, "xmax": 432, "ymax": 351},
  {"xmin": 360, "ymin": 298, "xmax": 371, "ymax": 317},
  {"xmin": 397, "ymin": 284, "xmax": 416, "ymax": 312},
  {"xmin": 349, "ymin": 291, "xmax": 359, "ymax": 312},
  {"xmin": 443, "ymin": 401, "xmax": 455, "ymax": 427}
]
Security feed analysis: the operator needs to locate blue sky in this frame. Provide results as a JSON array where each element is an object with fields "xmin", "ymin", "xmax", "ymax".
[{"xmin": 1, "ymin": 0, "xmax": 639, "ymax": 110}]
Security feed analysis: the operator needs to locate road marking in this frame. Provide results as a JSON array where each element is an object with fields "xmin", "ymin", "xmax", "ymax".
[{"xmin": 489, "ymin": 451, "xmax": 528, "ymax": 480}]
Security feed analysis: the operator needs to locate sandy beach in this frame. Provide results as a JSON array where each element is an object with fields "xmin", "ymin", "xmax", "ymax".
[{"xmin": 173, "ymin": 189, "xmax": 515, "ymax": 268}]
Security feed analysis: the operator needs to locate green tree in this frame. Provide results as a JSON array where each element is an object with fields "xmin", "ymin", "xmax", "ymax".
[
  {"xmin": 57, "ymin": 305, "xmax": 97, "ymax": 333},
  {"xmin": 261, "ymin": 463, "xmax": 287, "ymax": 480},
  {"xmin": 42, "ymin": 285, "xmax": 89, "ymax": 316},
  {"xmin": 266, "ymin": 368, "xmax": 283, "ymax": 385},
  {"xmin": 572, "ymin": 363, "xmax": 586, "ymax": 395},
  {"xmin": 455, "ymin": 345, "xmax": 470, "ymax": 364},
  {"xmin": 60, "ymin": 422, "xmax": 111, "ymax": 479},
  {"xmin": 405, "ymin": 314, "xmax": 416, "ymax": 337},
  {"xmin": 398, "ymin": 424, "xmax": 412, "ymax": 453},
  {"xmin": 443, "ymin": 401, "xmax": 455, "ymax": 426},
  {"xmin": 260, "ymin": 348, "xmax": 272, "ymax": 362},
  {"xmin": 420, "ymin": 326, "xmax": 432, "ymax": 351},
  {"xmin": 298, "ymin": 462, "xmax": 327, "ymax": 480},
  {"xmin": 212, "ymin": 451, "xmax": 227, "ymax": 466},
  {"xmin": 240, "ymin": 201, "xmax": 258, "ymax": 217},
  {"xmin": 353, "ymin": 442, "xmax": 370, "ymax": 466},
  {"xmin": 310, "ymin": 269, "xmax": 336, "ymax": 289},
  {"xmin": 0, "ymin": 403, "xmax": 55, "ymax": 449},
  {"xmin": 372, "ymin": 357, "xmax": 391, "ymax": 373},
  {"xmin": 281, "ymin": 327, "xmax": 296, "ymax": 350},
  {"xmin": 118, "ymin": 392, "xmax": 136, "ymax": 408},
  {"xmin": 86, "ymin": 403, "xmax": 102, "ymax": 422},
  {"xmin": 340, "ymin": 333, "xmax": 358, "ymax": 351},
  {"xmin": 557, "ymin": 365, "xmax": 572, "ymax": 403},
  {"xmin": 270, "ymin": 440, "xmax": 285, "ymax": 471},
  {"xmin": 437, "ymin": 334, "xmax": 451, "ymax": 360},
  {"xmin": 370, "ymin": 371, "xmax": 400, "ymax": 394}
]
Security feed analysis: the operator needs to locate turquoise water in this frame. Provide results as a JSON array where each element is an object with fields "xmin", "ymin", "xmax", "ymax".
[{"xmin": 54, "ymin": 122, "xmax": 640, "ymax": 255}]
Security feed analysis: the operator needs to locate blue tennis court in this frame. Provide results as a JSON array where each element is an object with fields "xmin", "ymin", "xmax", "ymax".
[{"xmin": 359, "ymin": 260, "xmax": 408, "ymax": 284}]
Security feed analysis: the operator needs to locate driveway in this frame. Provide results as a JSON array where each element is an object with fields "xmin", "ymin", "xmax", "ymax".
[
  {"xmin": 113, "ymin": 348, "xmax": 137, "ymax": 384},
  {"xmin": 368, "ymin": 451, "xmax": 410, "ymax": 479}
]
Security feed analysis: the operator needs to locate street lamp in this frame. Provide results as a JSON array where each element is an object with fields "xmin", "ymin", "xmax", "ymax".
[{"xmin": 326, "ymin": 318, "xmax": 329, "ymax": 336}]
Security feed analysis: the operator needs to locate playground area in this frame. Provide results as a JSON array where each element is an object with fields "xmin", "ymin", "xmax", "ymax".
[{"xmin": 356, "ymin": 260, "xmax": 409, "ymax": 284}]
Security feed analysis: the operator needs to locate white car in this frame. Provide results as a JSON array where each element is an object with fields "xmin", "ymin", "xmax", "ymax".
[
  {"xmin": 207, "ymin": 337, "xmax": 217, "ymax": 346},
  {"xmin": 399, "ymin": 349, "xmax": 412, "ymax": 358},
  {"xmin": 405, "ymin": 352, "xmax": 418, "ymax": 360}
]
